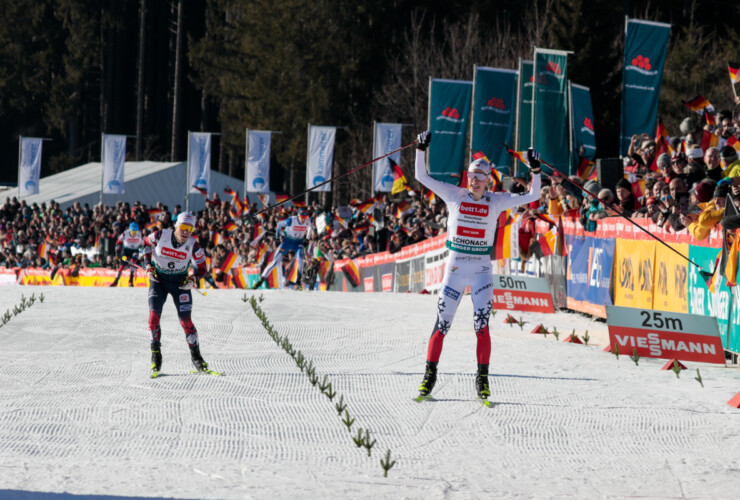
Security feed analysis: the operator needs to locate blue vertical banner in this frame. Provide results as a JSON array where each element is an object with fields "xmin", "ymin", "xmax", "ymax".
[
  {"xmin": 532, "ymin": 48, "xmax": 570, "ymax": 174},
  {"xmin": 306, "ymin": 125, "xmax": 336, "ymax": 192},
  {"xmin": 245, "ymin": 130, "xmax": 271, "ymax": 193},
  {"xmin": 102, "ymin": 134, "xmax": 127, "ymax": 194},
  {"xmin": 372, "ymin": 122, "xmax": 402, "ymax": 193},
  {"xmin": 569, "ymin": 83, "xmax": 596, "ymax": 171},
  {"xmin": 18, "ymin": 137, "xmax": 43, "ymax": 197},
  {"xmin": 620, "ymin": 18, "xmax": 671, "ymax": 156},
  {"xmin": 471, "ymin": 66, "xmax": 518, "ymax": 174},
  {"xmin": 188, "ymin": 132, "xmax": 212, "ymax": 194},
  {"xmin": 427, "ymin": 78, "xmax": 473, "ymax": 184}
]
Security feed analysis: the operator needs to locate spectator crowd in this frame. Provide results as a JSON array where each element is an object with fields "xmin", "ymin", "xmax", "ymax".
[{"xmin": 3, "ymin": 109, "xmax": 740, "ymax": 286}]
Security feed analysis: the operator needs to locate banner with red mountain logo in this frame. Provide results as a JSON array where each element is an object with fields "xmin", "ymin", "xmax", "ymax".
[
  {"xmin": 620, "ymin": 18, "xmax": 671, "ymax": 156},
  {"xmin": 471, "ymin": 66, "xmax": 518, "ymax": 175},
  {"xmin": 428, "ymin": 78, "xmax": 473, "ymax": 185}
]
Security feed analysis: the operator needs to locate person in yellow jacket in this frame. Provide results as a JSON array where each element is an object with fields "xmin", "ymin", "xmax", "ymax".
[
  {"xmin": 686, "ymin": 182, "xmax": 729, "ymax": 241},
  {"xmin": 721, "ymin": 147, "xmax": 740, "ymax": 178}
]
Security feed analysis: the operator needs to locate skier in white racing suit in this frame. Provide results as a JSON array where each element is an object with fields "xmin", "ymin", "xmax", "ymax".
[
  {"xmin": 110, "ymin": 222, "xmax": 143, "ymax": 287},
  {"xmin": 414, "ymin": 130, "xmax": 541, "ymax": 400},
  {"xmin": 252, "ymin": 208, "xmax": 313, "ymax": 289},
  {"xmin": 142, "ymin": 212, "xmax": 210, "ymax": 376}
]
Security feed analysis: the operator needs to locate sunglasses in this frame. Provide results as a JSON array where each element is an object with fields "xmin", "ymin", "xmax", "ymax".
[{"xmin": 468, "ymin": 171, "xmax": 489, "ymax": 182}]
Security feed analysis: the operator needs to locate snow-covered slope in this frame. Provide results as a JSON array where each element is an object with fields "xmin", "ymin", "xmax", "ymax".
[{"xmin": 0, "ymin": 287, "xmax": 738, "ymax": 499}]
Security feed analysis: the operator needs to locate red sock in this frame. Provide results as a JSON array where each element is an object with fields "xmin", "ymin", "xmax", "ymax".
[
  {"xmin": 427, "ymin": 330, "xmax": 446, "ymax": 363},
  {"xmin": 476, "ymin": 325, "xmax": 491, "ymax": 365}
]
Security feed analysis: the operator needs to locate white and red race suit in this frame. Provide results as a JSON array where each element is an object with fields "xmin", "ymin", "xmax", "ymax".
[{"xmin": 414, "ymin": 149, "xmax": 541, "ymax": 365}]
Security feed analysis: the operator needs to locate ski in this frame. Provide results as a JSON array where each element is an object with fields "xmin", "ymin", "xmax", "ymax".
[
  {"xmin": 190, "ymin": 369, "xmax": 224, "ymax": 376},
  {"xmin": 413, "ymin": 394, "xmax": 433, "ymax": 402},
  {"xmin": 479, "ymin": 398, "xmax": 493, "ymax": 408}
]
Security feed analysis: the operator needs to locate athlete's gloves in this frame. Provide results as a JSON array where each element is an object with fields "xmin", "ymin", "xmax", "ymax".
[
  {"xmin": 527, "ymin": 148, "xmax": 541, "ymax": 174},
  {"xmin": 179, "ymin": 276, "xmax": 195, "ymax": 290},
  {"xmin": 416, "ymin": 130, "xmax": 432, "ymax": 151},
  {"xmin": 146, "ymin": 263, "xmax": 159, "ymax": 282}
]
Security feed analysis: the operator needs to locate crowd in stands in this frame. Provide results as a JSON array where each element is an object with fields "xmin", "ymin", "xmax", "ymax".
[
  {"xmin": 3, "ymin": 110, "xmax": 740, "ymax": 282},
  {"xmin": 0, "ymin": 190, "xmax": 450, "ymax": 285}
]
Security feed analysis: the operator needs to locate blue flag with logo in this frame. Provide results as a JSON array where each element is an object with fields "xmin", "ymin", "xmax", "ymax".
[
  {"xmin": 620, "ymin": 18, "xmax": 671, "ymax": 156},
  {"xmin": 471, "ymin": 67, "xmax": 517, "ymax": 175},
  {"xmin": 569, "ymin": 83, "xmax": 596, "ymax": 171},
  {"xmin": 532, "ymin": 48, "xmax": 570, "ymax": 175},
  {"xmin": 246, "ymin": 130, "xmax": 271, "ymax": 193},
  {"xmin": 428, "ymin": 78, "xmax": 473, "ymax": 184},
  {"xmin": 372, "ymin": 122, "xmax": 402, "ymax": 193}
]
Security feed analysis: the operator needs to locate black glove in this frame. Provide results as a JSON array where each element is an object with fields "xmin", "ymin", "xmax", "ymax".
[
  {"xmin": 416, "ymin": 130, "xmax": 432, "ymax": 151},
  {"xmin": 527, "ymin": 148, "xmax": 541, "ymax": 174}
]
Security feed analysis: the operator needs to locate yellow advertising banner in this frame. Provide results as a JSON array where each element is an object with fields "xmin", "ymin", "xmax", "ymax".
[
  {"xmin": 614, "ymin": 238, "xmax": 655, "ymax": 309},
  {"xmin": 652, "ymin": 242, "xmax": 689, "ymax": 314}
]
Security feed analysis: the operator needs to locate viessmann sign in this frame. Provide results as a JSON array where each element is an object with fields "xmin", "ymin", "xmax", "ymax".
[{"xmin": 605, "ymin": 305, "xmax": 725, "ymax": 364}]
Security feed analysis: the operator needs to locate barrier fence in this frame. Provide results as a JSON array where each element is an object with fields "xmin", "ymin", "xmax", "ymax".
[{"xmin": 2, "ymin": 217, "xmax": 737, "ymax": 354}]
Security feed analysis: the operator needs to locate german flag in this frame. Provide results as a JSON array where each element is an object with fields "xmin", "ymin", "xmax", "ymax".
[
  {"xmin": 147, "ymin": 208, "xmax": 164, "ymax": 217},
  {"xmin": 224, "ymin": 221, "xmax": 237, "ymax": 233},
  {"xmin": 275, "ymin": 194, "xmax": 290, "ymax": 204},
  {"xmin": 492, "ymin": 210, "xmax": 515, "ymax": 260},
  {"xmin": 505, "ymin": 148, "xmax": 528, "ymax": 166},
  {"xmin": 683, "ymin": 95, "xmax": 714, "ymax": 115},
  {"xmin": 292, "ymin": 200, "xmax": 306, "ymax": 208},
  {"xmin": 395, "ymin": 200, "xmax": 412, "ymax": 219},
  {"xmin": 729, "ymin": 62, "xmax": 740, "ymax": 84},
  {"xmin": 725, "ymin": 230, "xmax": 739, "ymax": 287},
  {"xmin": 220, "ymin": 251, "xmax": 237, "ymax": 273},
  {"xmin": 341, "ymin": 259, "xmax": 361, "ymax": 288},
  {"xmin": 390, "ymin": 158, "xmax": 409, "ymax": 195},
  {"xmin": 257, "ymin": 194, "xmax": 269, "ymax": 207},
  {"xmin": 423, "ymin": 189, "xmax": 436, "ymax": 205},
  {"xmin": 707, "ymin": 249, "xmax": 722, "ymax": 293},
  {"xmin": 577, "ymin": 157, "xmax": 595, "ymax": 181},
  {"xmin": 285, "ymin": 259, "xmax": 300, "ymax": 283},
  {"xmin": 232, "ymin": 268, "xmax": 247, "ymax": 289},
  {"xmin": 192, "ymin": 185, "xmax": 208, "ymax": 197},
  {"xmin": 145, "ymin": 219, "xmax": 160, "ymax": 231},
  {"xmin": 224, "ymin": 186, "xmax": 237, "ymax": 198},
  {"xmin": 533, "ymin": 227, "xmax": 558, "ymax": 258},
  {"xmin": 38, "ymin": 242, "xmax": 49, "ymax": 259},
  {"xmin": 650, "ymin": 119, "xmax": 674, "ymax": 171},
  {"xmin": 701, "ymin": 130, "xmax": 720, "ymax": 152},
  {"xmin": 266, "ymin": 267, "xmax": 280, "ymax": 288},
  {"xmin": 356, "ymin": 198, "xmax": 377, "ymax": 214},
  {"xmin": 255, "ymin": 242, "xmax": 269, "ymax": 263},
  {"xmin": 318, "ymin": 258, "xmax": 333, "ymax": 284},
  {"xmin": 726, "ymin": 135, "xmax": 740, "ymax": 154},
  {"xmin": 212, "ymin": 232, "xmax": 223, "ymax": 246},
  {"xmin": 705, "ymin": 109, "xmax": 717, "ymax": 127}
]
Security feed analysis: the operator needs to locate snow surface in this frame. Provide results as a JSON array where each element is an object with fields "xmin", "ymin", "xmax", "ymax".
[{"xmin": 0, "ymin": 286, "xmax": 739, "ymax": 500}]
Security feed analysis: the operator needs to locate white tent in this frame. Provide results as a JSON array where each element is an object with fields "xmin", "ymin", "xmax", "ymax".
[{"xmin": 15, "ymin": 161, "xmax": 263, "ymax": 211}]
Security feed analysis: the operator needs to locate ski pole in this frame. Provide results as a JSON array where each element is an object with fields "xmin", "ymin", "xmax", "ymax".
[
  {"xmin": 122, "ymin": 256, "xmax": 208, "ymax": 296},
  {"xmin": 251, "ymin": 139, "xmax": 419, "ymax": 217},
  {"xmin": 505, "ymin": 147, "xmax": 704, "ymax": 272}
]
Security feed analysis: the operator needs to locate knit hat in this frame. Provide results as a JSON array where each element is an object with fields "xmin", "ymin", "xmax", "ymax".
[
  {"xmin": 713, "ymin": 183, "xmax": 731, "ymax": 199},
  {"xmin": 657, "ymin": 153, "xmax": 671, "ymax": 169},
  {"xmin": 615, "ymin": 178, "xmax": 633, "ymax": 192},
  {"xmin": 720, "ymin": 146, "xmax": 738, "ymax": 162},
  {"xmin": 692, "ymin": 180, "xmax": 716, "ymax": 203}
]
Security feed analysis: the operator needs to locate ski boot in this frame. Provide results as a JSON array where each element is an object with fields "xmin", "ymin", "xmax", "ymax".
[
  {"xmin": 128, "ymin": 278, "xmax": 134, "ymax": 287},
  {"xmin": 189, "ymin": 345, "xmax": 209, "ymax": 372},
  {"xmin": 109, "ymin": 278, "xmax": 119, "ymax": 287},
  {"xmin": 415, "ymin": 361, "xmax": 438, "ymax": 401},
  {"xmin": 251, "ymin": 277, "xmax": 265, "ymax": 290},
  {"xmin": 150, "ymin": 342, "xmax": 162, "ymax": 378},
  {"xmin": 476, "ymin": 364, "xmax": 491, "ymax": 401}
]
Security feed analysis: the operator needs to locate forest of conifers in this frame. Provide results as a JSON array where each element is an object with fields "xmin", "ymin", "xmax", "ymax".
[{"xmin": 1, "ymin": 0, "xmax": 738, "ymax": 201}]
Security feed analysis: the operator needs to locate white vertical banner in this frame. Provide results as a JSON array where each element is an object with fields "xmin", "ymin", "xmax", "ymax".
[
  {"xmin": 306, "ymin": 125, "xmax": 336, "ymax": 192},
  {"xmin": 102, "ymin": 134, "xmax": 127, "ymax": 194},
  {"xmin": 19, "ymin": 137, "xmax": 43, "ymax": 196},
  {"xmin": 246, "ymin": 130, "xmax": 272, "ymax": 193},
  {"xmin": 373, "ymin": 123, "xmax": 402, "ymax": 193},
  {"xmin": 188, "ymin": 132, "xmax": 212, "ymax": 194}
]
